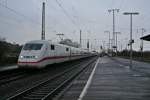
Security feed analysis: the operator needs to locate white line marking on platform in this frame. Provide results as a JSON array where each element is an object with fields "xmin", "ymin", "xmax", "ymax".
[
  {"xmin": 119, "ymin": 64, "xmax": 124, "ymax": 66},
  {"xmin": 124, "ymin": 66, "xmax": 130, "ymax": 72},
  {"xmin": 78, "ymin": 58, "xmax": 99, "ymax": 100},
  {"xmin": 119, "ymin": 64, "xmax": 130, "ymax": 71},
  {"xmin": 0, "ymin": 65, "xmax": 18, "ymax": 72}
]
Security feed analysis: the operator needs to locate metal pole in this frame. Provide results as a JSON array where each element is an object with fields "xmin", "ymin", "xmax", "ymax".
[
  {"xmin": 110, "ymin": 39, "xmax": 113, "ymax": 56},
  {"xmin": 116, "ymin": 33, "xmax": 118, "ymax": 56},
  {"xmin": 104, "ymin": 31, "xmax": 110, "ymax": 51},
  {"xmin": 109, "ymin": 32, "xmax": 110, "ymax": 50},
  {"xmin": 123, "ymin": 12, "xmax": 139, "ymax": 69},
  {"xmin": 94, "ymin": 39, "xmax": 96, "ymax": 51},
  {"xmin": 113, "ymin": 10, "xmax": 115, "ymax": 53},
  {"xmin": 141, "ymin": 31, "xmax": 143, "ymax": 59},
  {"xmin": 87, "ymin": 39, "xmax": 89, "ymax": 51},
  {"xmin": 102, "ymin": 41, "xmax": 105, "ymax": 50},
  {"xmin": 121, "ymin": 44, "xmax": 122, "ymax": 51},
  {"xmin": 41, "ymin": 2, "xmax": 45, "ymax": 40},
  {"xmin": 115, "ymin": 32, "xmax": 121, "ymax": 56},
  {"xmin": 130, "ymin": 14, "xmax": 133, "ymax": 68},
  {"xmin": 140, "ymin": 28, "xmax": 145, "ymax": 60},
  {"xmin": 80, "ymin": 30, "xmax": 82, "ymax": 47},
  {"xmin": 108, "ymin": 9, "xmax": 119, "ymax": 56},
  {"xmin": 116, "ymin": 32, "xmax": 117, "ymax": 55}
]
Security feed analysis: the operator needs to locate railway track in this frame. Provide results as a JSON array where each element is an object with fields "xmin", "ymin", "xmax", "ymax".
[
  {"xmin": 55, "ymin": 58, "xmax": 97, "ymax": 100},
  {"xmin": 0, "ymin": 69, "xmax": 29, "ymax": 86},
  {"xmin": 7, "ymin": 57, "xmax": 97, "ymax": 100},
  {"xmin": 0, "ymin": 58, "xmax": 86, "ymax": 86}
]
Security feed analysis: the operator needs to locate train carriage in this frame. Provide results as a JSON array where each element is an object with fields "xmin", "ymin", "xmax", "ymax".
[{"xmin": 18, "ymin": 40, "xmax": 92, "ymax": 68}]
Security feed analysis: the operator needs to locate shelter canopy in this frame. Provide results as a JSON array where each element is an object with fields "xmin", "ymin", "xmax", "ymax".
[{"xmin": 140, "ymin": 34, "xmax": 150, "ymax": 41}]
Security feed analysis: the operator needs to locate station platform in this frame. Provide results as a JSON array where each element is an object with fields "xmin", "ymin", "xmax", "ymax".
[
  {"xmin": 79, "ymin": 57, "xmax": 150, "ymax": 100},
  {"xmin": 0, "ymin": 65, "xmax": 18, "ymax": 72}
]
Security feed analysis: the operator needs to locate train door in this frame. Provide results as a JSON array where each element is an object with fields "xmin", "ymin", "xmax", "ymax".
[
  {"xmin": 49, "ymin": 44, "xmax": 56, "ymax": 64},
  {"xmin": 64, "ymin": 47, "xmax": 69, "ymax": 61},
  {"xmin": 69, "ymin": 47, "xmax": 72, "ymax": 60}
]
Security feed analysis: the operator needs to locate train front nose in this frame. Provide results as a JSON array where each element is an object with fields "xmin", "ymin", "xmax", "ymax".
[
  {"xmin": 17, "ymin": 43, "xmax": 44, "ymax": 68},
  {"xmin": 18, "ymin": 54, "xmax": 41, "ymax": 68}
]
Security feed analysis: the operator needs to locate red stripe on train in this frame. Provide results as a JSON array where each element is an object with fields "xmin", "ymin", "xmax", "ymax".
[{"xmin": 18, "ymin": 55, "xmax": 82, "ymax": 64}]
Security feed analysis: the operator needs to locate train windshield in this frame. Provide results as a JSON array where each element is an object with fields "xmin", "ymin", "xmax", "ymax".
[{"xmin": 23, "ymin": 43, "xmax": 43, "ymax": 50}]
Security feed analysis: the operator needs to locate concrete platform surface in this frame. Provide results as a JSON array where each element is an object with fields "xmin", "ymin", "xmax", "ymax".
[
  {"xmin": 82, "ymin": 56, "xmax": 150, "ymax": 100},
  {"xmin": 0, "ymin": 65, "xmax": 18, "ymax": 72}
]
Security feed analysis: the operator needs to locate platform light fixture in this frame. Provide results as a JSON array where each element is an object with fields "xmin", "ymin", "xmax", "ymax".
[{"xmin": 123, "ymin": 12, "xmax": 139, "ymax": 68}]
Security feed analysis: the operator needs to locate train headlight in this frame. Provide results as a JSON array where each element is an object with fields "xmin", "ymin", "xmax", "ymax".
[
  {"xmin": 20, "ymin": 56, "xmax": 24, "ymax": 58},
  {"xmin": 34, "ymin": 56, "xmax": 38, "ymax": 59}
]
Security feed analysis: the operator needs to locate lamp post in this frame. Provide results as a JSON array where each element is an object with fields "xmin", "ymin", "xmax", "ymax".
[
  {"xmin": 115, "ymin": 32, "xmax": 121, "ymax": 56},
  {"xmin": 123, "ymin": 12, "xmax": 139, "ymax": 68},
  {"xmin": 104, "ymin": 31, "xmax": 111, "ymax": 50},
  {"xmin": 139, "ymin": 28, "xmax": 146, "ymax": 60}
]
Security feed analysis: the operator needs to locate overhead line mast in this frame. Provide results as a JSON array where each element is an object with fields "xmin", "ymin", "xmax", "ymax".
[
  {"xmin": 108, "ymin": 9, "xmax": 119, "ymax": 55},
  {"xmin": 41, "ymin": 2, "xmax": 45, "ymax": 40},
  {"xmin": 80, "ymin": 30, "xmax": 82, "ymax": 47}
]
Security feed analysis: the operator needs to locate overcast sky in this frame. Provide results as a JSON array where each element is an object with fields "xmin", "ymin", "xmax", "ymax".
[{"xmin": 0, "ymin": 0, "xmax": 150, "ymax": 51}]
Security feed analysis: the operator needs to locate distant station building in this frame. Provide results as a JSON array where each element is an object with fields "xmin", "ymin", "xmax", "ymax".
[{"xmin": 140, "ymin": 34, "xmax": 150, "ymax": 41}]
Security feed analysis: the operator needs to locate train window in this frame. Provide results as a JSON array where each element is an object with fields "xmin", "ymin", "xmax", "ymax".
[
  {"xmin": 66, "ymin": 48, "xmax": 69, "ymax": 52},
  {"xmin": 23, "ymin": 43, "xmax": 43, "ymax": 50},
  {"xmin": 51, "ymin": 45, "xmax": 55, "ymax": 50}
]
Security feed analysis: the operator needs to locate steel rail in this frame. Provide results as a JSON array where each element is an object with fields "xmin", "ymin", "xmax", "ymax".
[{"xmin": 7, "ymin": 57, "xmax": 97, "ymax": 100}]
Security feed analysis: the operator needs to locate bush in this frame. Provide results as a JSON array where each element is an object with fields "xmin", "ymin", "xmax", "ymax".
[{"xmin": 0, "ymin": 41, "xmax": 22, "ymax": 65}]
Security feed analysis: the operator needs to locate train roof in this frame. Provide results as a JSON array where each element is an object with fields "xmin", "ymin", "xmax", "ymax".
[
  {"xmin": 26, "ymin": 40, "xmax": 50, "ymax": 44},
  {"xmin": 25, "ymin": 40, "xmax": 81, "ymax": 50}
]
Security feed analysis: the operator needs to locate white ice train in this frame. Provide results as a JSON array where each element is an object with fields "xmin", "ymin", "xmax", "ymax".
[{"xmin": 18, "ymin": 40, "xmax": 92, "ymax": 68}]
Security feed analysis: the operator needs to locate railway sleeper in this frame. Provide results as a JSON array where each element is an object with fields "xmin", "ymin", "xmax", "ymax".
[
  {"xmin": 25, "ymin": 93, "xmax": 47, "ymax": 97},
  {"xmin": 23, "ymin": 96, "xmax": 43, "ymax": 100},
  {"xmin": 52, "ymin": 80, "xmax": 67, "ymax": 84},
  {"xmin": 36, "ymin": 87, "xmax": 55, "ymax": 91},
  {"xmin": 45, "ymin": 84, "xmax": 61, "ymax": 87},
  {"xmin": 29, "ymin": 91, "xmax": 49, "ymax": 95},
  {"xmin": 35, "ymin": 86, "xmax": 54, "ymax": 90},
  {"xmin": 30, "ymin": 90, "xmax": 51, "ymax": 94},
  {"xmin": 24, "ymin": 93, "xmax": 44, "ymax": 97},
  {"xmin": 43, "ymin": 83, "xmax": 61, "ymax": 86}
]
